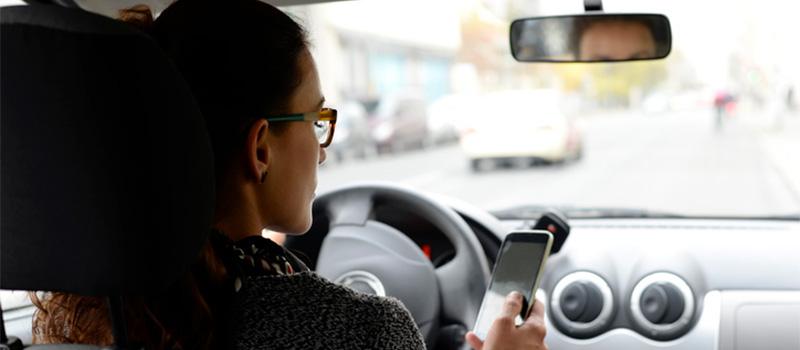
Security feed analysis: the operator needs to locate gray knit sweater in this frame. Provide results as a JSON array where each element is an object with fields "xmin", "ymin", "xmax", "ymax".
[{"xmin": 229, "ymin": 271, "xmax": 426, "ymax": 349}]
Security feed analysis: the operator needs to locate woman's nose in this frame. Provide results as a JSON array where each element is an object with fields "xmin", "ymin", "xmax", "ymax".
[{"xmin": 318, "ymin": 146, "xmax": 327, "ymax": 165}]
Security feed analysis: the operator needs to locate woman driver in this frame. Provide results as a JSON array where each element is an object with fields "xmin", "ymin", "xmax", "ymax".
[{"xmin": 31, "ymin": 0, "xmax": 547, "ymax": 348}]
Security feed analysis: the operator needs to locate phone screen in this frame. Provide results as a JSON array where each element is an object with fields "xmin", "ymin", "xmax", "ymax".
[{"xmin": 473, "ymin": 232, "xmax": 552, "ymax": 340}]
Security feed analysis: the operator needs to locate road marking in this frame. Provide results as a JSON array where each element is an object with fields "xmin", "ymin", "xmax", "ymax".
[{"xmin": 399, "ymin": 170, "xmax": 448, "ymax": 188}]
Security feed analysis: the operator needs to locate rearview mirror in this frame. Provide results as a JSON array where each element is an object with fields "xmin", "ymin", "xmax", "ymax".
[{"xmin": 510, "ymin": 14, "xmax": 671, "ymax": 63}]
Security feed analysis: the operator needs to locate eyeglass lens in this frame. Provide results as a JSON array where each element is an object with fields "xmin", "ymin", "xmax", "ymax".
[{"xmin": 314, "ymin": 121, "xmax": 330, "ymax": 145}]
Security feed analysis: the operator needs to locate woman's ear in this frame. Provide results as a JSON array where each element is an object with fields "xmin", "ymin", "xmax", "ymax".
[{"xmin": 245, "ymin": 119, "xmax": 270, "ymax": 183}]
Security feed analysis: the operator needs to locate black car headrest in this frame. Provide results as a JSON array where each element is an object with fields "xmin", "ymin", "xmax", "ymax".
[{"xmin": 0, "ymin": 5, "xmax": 215, "ymax": 296}]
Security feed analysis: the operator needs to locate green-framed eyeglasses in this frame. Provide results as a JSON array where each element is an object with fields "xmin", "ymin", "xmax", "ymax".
[{"xmin": 262, "ymin": 108, "xmax": 337, "ymax": 148}]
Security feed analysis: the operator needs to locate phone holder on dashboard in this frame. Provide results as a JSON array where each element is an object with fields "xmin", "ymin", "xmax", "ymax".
[{"xmin": 533, "ymin": 211, "xmax": 570, "ymax": 254}]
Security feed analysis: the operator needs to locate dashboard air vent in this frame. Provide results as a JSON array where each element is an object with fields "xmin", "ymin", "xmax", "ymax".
[
  {"xmin": 630, "ymin": 272, "xmax": 695, "ymax": 340},
  {"xmin": 550, "ymin": 271, "xmax": 614, "ymax": 338}
]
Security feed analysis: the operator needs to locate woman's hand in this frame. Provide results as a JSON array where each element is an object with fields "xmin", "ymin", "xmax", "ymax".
[{"xmin": 465, "ymin": 292, "xmax": 548, "ymax": 350}]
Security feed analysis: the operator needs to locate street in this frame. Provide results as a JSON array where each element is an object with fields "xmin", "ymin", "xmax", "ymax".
[{"xmin": 318, "ymin": 108, "xmax": 800, "ymax": 217}]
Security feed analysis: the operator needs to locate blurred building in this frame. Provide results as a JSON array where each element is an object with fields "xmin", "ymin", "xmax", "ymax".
[{"xmin": 291, "ymin": 0, "xmax": 461, "ymax": 106}]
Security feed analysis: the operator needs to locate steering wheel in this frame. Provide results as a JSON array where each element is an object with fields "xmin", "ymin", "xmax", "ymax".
[{"xmin": 303, "ymin": 182, "xmax": 490, "ymax": 346}]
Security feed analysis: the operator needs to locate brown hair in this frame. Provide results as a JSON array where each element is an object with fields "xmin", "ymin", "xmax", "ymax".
[
  {"xmin": 31, "ymin": 0, "xmax": 310, "ymax": 348},
  {"xmin": 149, "ymin": 0, "xmax": 310, "ymax": 189},
  {"xmin": 31, "ymin": 243, "xmax": 227, "ymax": 349}
]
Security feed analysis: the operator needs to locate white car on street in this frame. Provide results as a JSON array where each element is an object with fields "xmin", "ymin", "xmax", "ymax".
[{"xmin": 460, "ymin": 89, "xmax": 582, "ymax": 170}]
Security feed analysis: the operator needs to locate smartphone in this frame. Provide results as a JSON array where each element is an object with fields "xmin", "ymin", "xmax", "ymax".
[{"xmin": 473, "ymin": 230, "xmax": 553, "ymax": 340}]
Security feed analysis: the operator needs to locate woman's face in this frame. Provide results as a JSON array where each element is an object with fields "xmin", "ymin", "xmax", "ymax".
[
  {"xmin": 263, "ymin": 51, "xmax": 327, "ymax": 234},
  {"xmin": 578, "ymin": 20, "xmax": 656, "ymax": 61}
]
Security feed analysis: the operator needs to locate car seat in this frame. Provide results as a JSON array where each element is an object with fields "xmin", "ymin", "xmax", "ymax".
[{"xmin": 0, "ymin": 3, "xmax": 215, "ymax": 349}]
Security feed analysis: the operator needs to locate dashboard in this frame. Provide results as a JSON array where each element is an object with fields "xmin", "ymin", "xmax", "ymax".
[
  {"xmin": 293, "ymin": 191, "xmax": 800, "ymax": 350},
  {"xmin": 531, "ymin": 218, "xmax": 799, "ymax": 349},
  {"xmin": 285, "ymin": 191, "xmax": 800, "ymax": 349},
  {"xmin": 447, "ymin": 198, "xmax": 800, "ymax": 350},
  {"xmin": 4, "ymin": 196, "xmax": 799, "ymax": 350}
]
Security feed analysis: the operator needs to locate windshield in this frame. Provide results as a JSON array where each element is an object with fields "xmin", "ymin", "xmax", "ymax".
[{"xmin": 288, "ymin": 0, "xmax": 799, "ymax": 218}]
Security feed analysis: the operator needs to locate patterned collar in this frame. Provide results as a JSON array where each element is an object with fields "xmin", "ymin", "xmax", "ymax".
[{"xmin": 210, "ymin": 229, "xmax": 309, "ymax": 292}]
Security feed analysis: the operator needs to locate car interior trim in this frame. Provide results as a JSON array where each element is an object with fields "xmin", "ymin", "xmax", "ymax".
[
  {"xmin": 550, "ymin": 271, "xmax": 615, "ymax": 333},
  {"xmin": 718, "ymin": 290, "xmax": 800, "ymax": 350},
  {"xmin": 538, "ymin": 290, "xmax": 721, "ymax": 349},
  {"xmin": 629, "ymin": 272, "xmax": 695, "ymax": 338}
]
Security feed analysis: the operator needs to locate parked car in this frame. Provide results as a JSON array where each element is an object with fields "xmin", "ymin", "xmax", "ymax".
[
  {"xmin": 460, "ymin": 89, "xmax": 582, "ymax": 170},
  {"xmin": 427, "ymin": 92, "xmax": 478, "ymax": 145},
  {"xmin": 328, "ymin": 100, "xmax": 376, "ymax": 162},
  {"xmin": 369, "ymin": 91, "xmax": 430, "ymax": 152}
]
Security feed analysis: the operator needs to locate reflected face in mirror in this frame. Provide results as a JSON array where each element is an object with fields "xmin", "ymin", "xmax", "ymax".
[
  {"xmin": 578, "ymin": 20, "xmax": 656, "ymax": 61},
  {"xmin": 510, "ymin": 14, "xmax": 670, "ymax": 62}
]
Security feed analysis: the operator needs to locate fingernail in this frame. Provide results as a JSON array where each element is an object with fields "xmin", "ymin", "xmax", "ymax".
[{"xmin": 507, "ymin": 291, "xmax": 522, "ymax": 301}]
